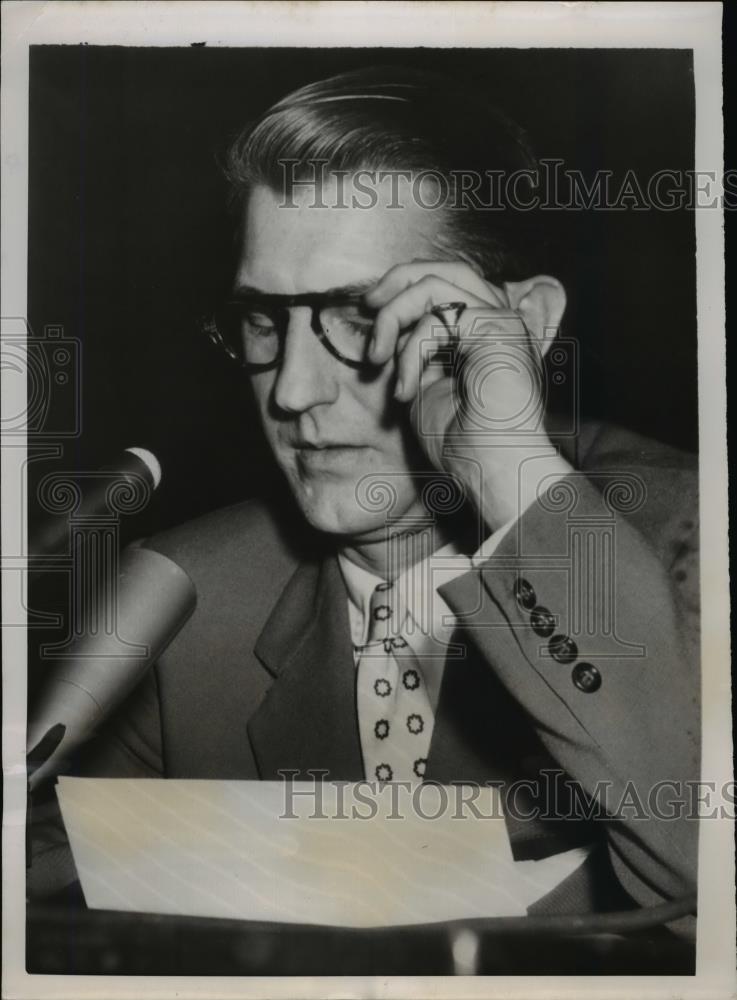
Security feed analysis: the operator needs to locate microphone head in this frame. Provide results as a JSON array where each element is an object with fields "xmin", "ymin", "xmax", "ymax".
[{"xmin": 125, "ymin": 447, "xmax": 162, "ymax": 490}]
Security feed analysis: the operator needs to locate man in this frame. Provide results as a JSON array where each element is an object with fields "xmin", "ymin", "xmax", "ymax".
[{"xmin": 30, "ymin": 67, "xmax": 700, "ymax": 941}]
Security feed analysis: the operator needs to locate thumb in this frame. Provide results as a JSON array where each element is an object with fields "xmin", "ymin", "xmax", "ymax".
[{"xmin": 409, "ymin": 376, "xmax": 456, "ymax": 470}]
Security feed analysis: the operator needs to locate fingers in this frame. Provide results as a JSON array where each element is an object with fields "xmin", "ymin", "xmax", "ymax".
[
  {"xmin": 367, "ymin": 274, "xmax": 489, "ymax": 365},
  {"xmin": 394, "ymin": 305, "xmax": 534, "ymax": 406},
  {"xmin": 365, "ymin": 260, "xmax": 504, "ymax": 310},
  {"xmin": 363, "ymin": 260, "xmax": 533, "ymax": 413},
  {"xmin": 393, "ymin": 311, "xmax": 445, "ymax": 402}
]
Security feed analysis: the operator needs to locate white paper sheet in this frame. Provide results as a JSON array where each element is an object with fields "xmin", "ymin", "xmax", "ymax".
[{"xmin": 57, "ymin": 778, "xmax": 588, "ymax": 927}]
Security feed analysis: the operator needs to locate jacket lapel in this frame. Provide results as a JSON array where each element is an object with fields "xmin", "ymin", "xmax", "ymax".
[{"xmin": 247, "ymin": 553, "xmax": 364, "ymax": 782}]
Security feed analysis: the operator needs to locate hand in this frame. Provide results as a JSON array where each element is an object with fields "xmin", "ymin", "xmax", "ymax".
[{"xmin": 364, "ymin": 261, "xmax": 574, "ymax": 531}]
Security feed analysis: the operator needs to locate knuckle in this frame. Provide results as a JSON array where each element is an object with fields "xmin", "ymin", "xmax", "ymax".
[
  {"xmin": 387, "ymin": 261, "xmax": 420, "ymax": 284},
  {"xmin": 450, "ymin": 259, "xmax": 478, "ymax": 277},
  {"xmin": 387, "ymin": 262, "xmax": 409, "ymax": 278}
]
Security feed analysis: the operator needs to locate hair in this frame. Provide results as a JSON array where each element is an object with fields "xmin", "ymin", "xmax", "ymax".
[{"xmin": 224, "ymin": 66, "xmax": 546, "ymax": 282}]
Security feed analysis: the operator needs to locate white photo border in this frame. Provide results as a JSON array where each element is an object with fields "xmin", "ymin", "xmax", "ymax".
[{"xmin": 2, "ymin": 2, "xmax": 731, "ymax": 998}]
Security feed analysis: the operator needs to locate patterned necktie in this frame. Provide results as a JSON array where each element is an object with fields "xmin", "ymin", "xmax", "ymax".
[{"xmin": 355, "ymin": 581, "xmax": 434, "ymax": 784}]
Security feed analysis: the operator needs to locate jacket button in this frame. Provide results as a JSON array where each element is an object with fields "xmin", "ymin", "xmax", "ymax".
[
  {"xmin": 572, "ymin": 662, "xmax": 601, "ymax": 692},
  {"xmin": 530, "ymin": 606, "xmax": 555, "ymax": 637},
  {"xmin": 514, "ymin": 577, "xmax": 537, "ymax": 611},
  {"xmin": 549, "ymin": 634, "xmax": 578, "ymax": 664}
]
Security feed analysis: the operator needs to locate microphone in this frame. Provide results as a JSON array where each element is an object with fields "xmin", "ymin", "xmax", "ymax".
[
  {"xmin": 31, "ymin": 447, "xmax": 163, "ymax": 559},
  {"xmin": 27, "ymin": 543, "xmax": 196, "ymax": 790}
]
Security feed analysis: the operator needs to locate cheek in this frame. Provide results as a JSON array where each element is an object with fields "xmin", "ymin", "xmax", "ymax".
[
  {"xmin": 352, "ymin": 373, "xmax": 404, "ymax": 433},
  {"xmin": 249, "ymin": 374, "xmax": 272, "ymax": 410},
  {"xmin": 249, "ymin": 376, "xmax": 278, "ymax": 439}
]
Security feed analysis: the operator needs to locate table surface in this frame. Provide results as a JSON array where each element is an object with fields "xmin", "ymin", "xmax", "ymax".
[{"xmin": 26, "ymin": 901, "xmax": 695, "ymax": 976}]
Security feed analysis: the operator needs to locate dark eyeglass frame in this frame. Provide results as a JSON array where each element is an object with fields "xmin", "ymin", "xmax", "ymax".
[{"xmin": 203, "ymin": 291, "xmax": 378, "ymax": 372}]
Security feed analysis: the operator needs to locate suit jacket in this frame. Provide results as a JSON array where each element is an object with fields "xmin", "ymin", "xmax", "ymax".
[{"xmin": 29, "ymin": 421, "xmax": 700, "ymax": 935}]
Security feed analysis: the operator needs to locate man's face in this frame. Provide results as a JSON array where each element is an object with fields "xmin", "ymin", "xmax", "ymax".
[{"xmin": 234, "ymin": 178, "xmax": 442, "ymax": 538}]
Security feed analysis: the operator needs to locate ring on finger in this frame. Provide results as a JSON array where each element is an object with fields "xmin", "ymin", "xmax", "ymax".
[{"xmin": 430, "ymin": 301, "xmax": 467, "ymax": 338}]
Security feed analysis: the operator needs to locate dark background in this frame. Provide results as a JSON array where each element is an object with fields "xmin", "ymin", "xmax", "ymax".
[{"xmin": 27, "ymin": 45, "xmax": 698, "ymax": 539}]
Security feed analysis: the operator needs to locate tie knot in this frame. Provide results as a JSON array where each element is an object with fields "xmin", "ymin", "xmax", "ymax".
[{"xmin": 366, "ymin": 581, "xmax": 404, "ymax": 645}]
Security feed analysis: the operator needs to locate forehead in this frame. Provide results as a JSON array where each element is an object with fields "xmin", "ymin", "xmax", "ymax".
[{"xmin": 235, "ymin": 178, "xmax": 442, "ymax": 294}]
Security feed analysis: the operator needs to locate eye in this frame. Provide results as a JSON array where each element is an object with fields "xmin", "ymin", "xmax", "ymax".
[
  {"xmin": 327, "ymin": 303, "xmax": 375, "ymax": 337},
  {"xmin": 241, "ymin": 312, "xmax": 279, "ymax": 343},
  {"xmin": 244, "ymin": 312, "xmax": 276, "ymax": 331},
  {"xmin": 344, "ymin": 318, "xmax": 373, "ymax": 337}
]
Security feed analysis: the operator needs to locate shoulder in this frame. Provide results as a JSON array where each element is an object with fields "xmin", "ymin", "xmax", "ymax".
[
  {"xmin": 569, "ymin": 420, "xmax": 699, "ymax": 567},
  {"xmin": 139, "ymin": 496, "xmax": 316, "ymax": 613},
  {"xmin": 575, "ymin": 420, "xmax": 698, "ymax": 504},
  {"xmin": 576, "ymin": 420, "xmax": 696, "ymax": 472}
]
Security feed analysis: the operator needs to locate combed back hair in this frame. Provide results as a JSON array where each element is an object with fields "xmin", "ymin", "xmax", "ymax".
[{"xmin": 225, "ymin": 66, "xmax": 545, "ymax": 282}]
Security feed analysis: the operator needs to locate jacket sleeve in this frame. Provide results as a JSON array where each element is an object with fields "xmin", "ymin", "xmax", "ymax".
[{"xmin": 439, "ymin": 457, "xmax": 700, "ymax": 934}]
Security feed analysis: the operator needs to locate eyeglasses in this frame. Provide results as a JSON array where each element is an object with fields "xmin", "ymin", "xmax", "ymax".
[{"xmin": 202, "ymin": 292, "xmax": 379, "ymax": 372}]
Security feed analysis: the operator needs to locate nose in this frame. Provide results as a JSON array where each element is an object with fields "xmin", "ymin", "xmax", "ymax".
[{"xmin": 272, "ymin": 308, "xmax": 340, "ymax": 414}]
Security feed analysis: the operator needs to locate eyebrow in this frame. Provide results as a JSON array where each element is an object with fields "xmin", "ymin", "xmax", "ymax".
[{"xmin": 231, "ymin": 278, "xmax": 379, "ymax": 299}]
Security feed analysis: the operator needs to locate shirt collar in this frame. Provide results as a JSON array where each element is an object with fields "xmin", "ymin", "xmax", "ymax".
[
  {"xmin": 337, "ymin": 553, "xmax": 384, "ymax": 647},
  {"xmin": 337, "ymin": 540, "xmax": 467, "ymax": 648}
]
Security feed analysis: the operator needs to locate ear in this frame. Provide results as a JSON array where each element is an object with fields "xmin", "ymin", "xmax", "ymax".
[{"xmin": 503, "ymin": 276, "xmax": 567, "ymax": 359}]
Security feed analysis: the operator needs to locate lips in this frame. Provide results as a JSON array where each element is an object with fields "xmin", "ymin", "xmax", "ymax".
[
  {"xmin": 292, "ymin": 440, "xmax": 364, "ymax": 450},
  {"xmin": 292, "ymin": 441, "xmax": 367, "ymax": 471}
]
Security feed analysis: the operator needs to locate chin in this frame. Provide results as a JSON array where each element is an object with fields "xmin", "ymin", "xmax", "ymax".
[
  {"xmin": 296, "ymin": 493, "xmax": 390, "ymax": 538},
  {"xmin": 288, "ymin": 478, "xmax": 415, "ymax": 539}
]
